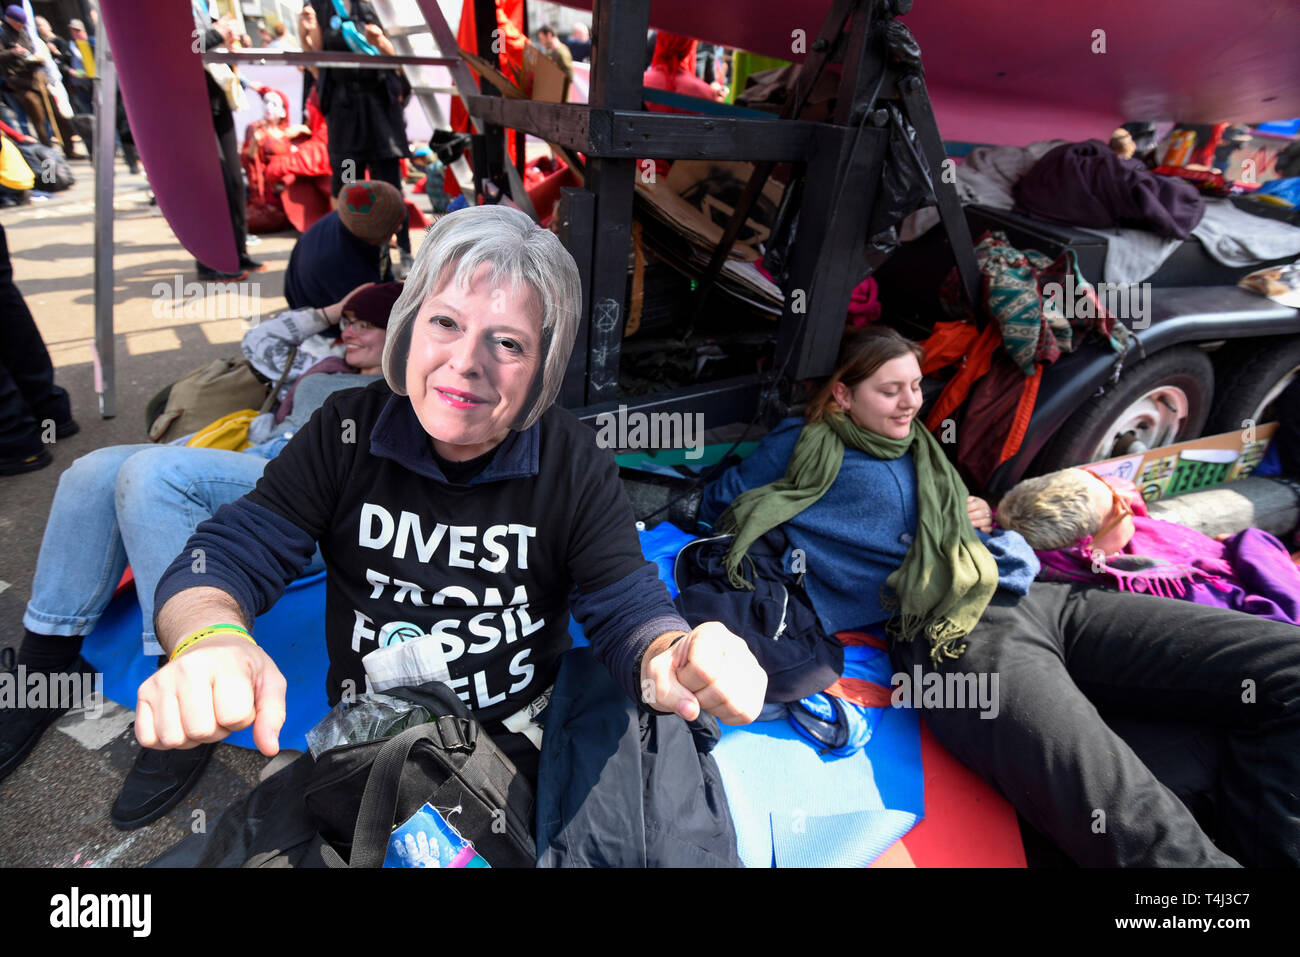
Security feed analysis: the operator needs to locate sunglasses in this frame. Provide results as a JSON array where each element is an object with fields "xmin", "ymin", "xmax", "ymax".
[{"xmin": 1080, "ymin": 469, "xmax": 1133, "ymax": 542}]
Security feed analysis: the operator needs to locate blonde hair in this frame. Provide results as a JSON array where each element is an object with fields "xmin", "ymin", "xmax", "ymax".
[
  {"xmin": 381, "ymin": 205, "xmax": 582, "ymax": 431},
  {"xmin": 995, "ymin": 468, "xmax": 1104, "ymax": 550}
]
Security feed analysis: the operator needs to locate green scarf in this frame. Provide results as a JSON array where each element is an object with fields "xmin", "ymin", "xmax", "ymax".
[{"xmin": 715, "ymin": 413, "xmax": 999, "ymax": 663}]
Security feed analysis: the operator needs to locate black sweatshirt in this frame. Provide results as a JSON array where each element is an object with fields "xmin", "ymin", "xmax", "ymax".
[{"xmin": 155, "ymin": 381, "xmax": 688, "ymax": 728}]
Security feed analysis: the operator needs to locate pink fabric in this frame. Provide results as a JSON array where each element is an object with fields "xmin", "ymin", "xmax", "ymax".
[
  {"xmin": 555, "ymin": 1, "xmax": 1300, "ymax": 143},
  {"xmin": 1034, "ymin": 476, "xmax": 1300, "ymax": 625},
  {"xmin": 846, "ymin": 276, "xmax": 881, "ymax": 327},
  {"xmin": 101, "ymin": 0, "xmax": 238, "ymax": 272},
  {"xmin": 643, "ymin": 31, "xmax": 713, "ymax": 113}
]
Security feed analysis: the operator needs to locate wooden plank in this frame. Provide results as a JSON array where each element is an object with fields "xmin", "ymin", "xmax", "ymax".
[
  {"xmin": 463, "ymin": 96, "xmax": 591, "ymax": 151},
  {"xmin": 460, "ymin": 49, "xmax": 526, "ymax": 98},
  {"xmin": 590, "ymin": 0, "xmax": 647, "ymax": 109},
  {"xmin": 413, "ymin": 0, "xmax": 484, "ymax": 105},
  {"xmin": 572, "ymin": 375, "xmax": 764, "ymax": 432},
  {"xmin": 584, "ymin": 157, "xmax": 636, "ymax": 401},
  {"xmin": 776, "ymin": 124, "xmax": 891, "ymax": 379},
  {"xmin": 581, "ymin": 0, "xmax": 651, "ymax": 404},
  {"xmin": 898, "ymin": 74, "xmax": 982, "ymax": 314},
  {"xmin": 463, "ymin": 95, "xmax": 820, "ymax": 160},
  {"xmin": 595, "ymin": 110, "xmax": 820, "ymax": 161},
  {"xmin": 831, "ymin": 3, "xmax": 883, "ymax": 125},
  {"xmin": 556, "ymin": 188, "xmax": 597, "ymax": 408}
]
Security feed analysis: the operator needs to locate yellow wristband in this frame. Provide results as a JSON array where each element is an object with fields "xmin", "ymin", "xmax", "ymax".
[{"xmin": 169, "ymin": 624, "xmax": 255, "ymax": 662}]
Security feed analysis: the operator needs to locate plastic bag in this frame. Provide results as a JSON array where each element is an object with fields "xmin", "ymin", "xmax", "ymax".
[
  {"xmin": 867, "ymin": 103, "xmax": 933, "ymax": 240},
  {"xmin": 306, "ymin": 692, "xmax": 432, "ymax": 758}
]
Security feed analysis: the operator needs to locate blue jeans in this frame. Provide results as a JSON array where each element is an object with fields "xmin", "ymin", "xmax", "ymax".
[{"xmin": 24, "ymin": 445, "xmax": 323, "ymax": 656}]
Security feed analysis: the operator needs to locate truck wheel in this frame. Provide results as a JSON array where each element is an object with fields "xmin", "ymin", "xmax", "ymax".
[
  {"xmin": 1205, "ymin": 337, "xmax": 1300, "ymax": 434},
  {"xmin": 1035, "ymin": 346, "xmax": 1214, "ymax": 471}
]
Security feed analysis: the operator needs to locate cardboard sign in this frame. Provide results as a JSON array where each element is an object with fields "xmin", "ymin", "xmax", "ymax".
[
  {"xmin": 1085, "ymin": 423, "xmax": 1278, "ymax": 502},
  {"xmin": 522, "ymin": 44, "xmax": 567, "ymax": 103}
]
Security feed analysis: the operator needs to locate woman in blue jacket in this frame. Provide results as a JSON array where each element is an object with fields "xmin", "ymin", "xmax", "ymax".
[{"xmin": 699, "ymin": 325, "xmax": 1300, "ymax": 867}]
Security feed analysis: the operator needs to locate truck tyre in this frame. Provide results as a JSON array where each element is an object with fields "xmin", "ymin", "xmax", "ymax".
[
  {"xmin": 1035, "ymin": 346, "xmax": 1214, "ymax": 471},
  {"xmin": 1204, "ymin": 337, "xmax": 1300, "ymax": 435}
]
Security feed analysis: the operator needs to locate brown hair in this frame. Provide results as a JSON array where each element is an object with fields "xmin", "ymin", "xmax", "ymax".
[{"xmin": 805, "ymin": 326, "xmax": 926, "ymax": 424}]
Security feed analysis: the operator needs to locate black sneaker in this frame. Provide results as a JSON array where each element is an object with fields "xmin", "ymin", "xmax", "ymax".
[
  {"xmin": 0, "ymin": 446, "xmax": 52, "ymax": 476},
  {"xmin": 238, "ymin": 254, "xmax": 266, "ymax": 273},
  {"xmin": 54, "ymin": 418, "xmax": 79, "ymax": 440},
  {"xmin": 0, "ymin": 654, "xmax": 95, "ymax": 781},
  {"xmin": 110, "ymin": 743, "xmax": 215, "ymax": 830}
]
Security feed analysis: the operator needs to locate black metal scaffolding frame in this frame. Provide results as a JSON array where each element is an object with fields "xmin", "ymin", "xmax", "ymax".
[
  {"xmin": 452, "ymin": 0, "xmax": 979, "ymax": 428},
  {"xmin": 92, "ymin": 0, "xmax": 977, "ymax": 426}
]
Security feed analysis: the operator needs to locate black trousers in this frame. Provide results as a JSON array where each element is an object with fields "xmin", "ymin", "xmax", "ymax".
[
  {"xmin": 0, "ymin": 223, "xmax": 70, "ymax": 455},
  {"xmin": 205, "ymin": 123, "xmax": 247, "ymax": 267},
  {"xmin": 328, "ymin": 152, "xmax": 410, "ymax": 254},
  {"xmin": 889, "ymin": 580, "xmax": 1300, "ymax": 866}
]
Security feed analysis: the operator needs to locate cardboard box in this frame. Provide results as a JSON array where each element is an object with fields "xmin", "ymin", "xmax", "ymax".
[{"xmin": 1085, "ymin": 422, "xmax": 1279, "ymax": 502}]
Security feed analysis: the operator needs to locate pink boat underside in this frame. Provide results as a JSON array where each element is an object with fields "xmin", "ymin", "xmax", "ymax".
[{"xmin": 100, "ymin": 0, "xmax": 1300, "ymax": 273}]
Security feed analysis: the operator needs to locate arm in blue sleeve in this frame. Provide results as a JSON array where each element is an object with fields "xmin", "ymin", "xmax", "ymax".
[
  {"xmin": 153, "ymin": 498, "xmax": 320, "ymax": 634},
  {"xmin": 698, "ymin": 419, "xmax": 803, "ymax": 529},
  {"xmin": 979, "ymin": 527, "xmax": 1040, "ymax": 594},
  {"xmin": 570, "ymin": 564, "xmax": 690, "ymax": 705}
]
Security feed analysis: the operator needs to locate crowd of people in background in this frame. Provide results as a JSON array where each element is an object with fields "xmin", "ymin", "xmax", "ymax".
[
  {"xmin": 2, "ymin": 3, "xmax": 1300, "ymax": 875},
  {"xmin": 1, "ymin": 5, "xmax": 87, "ymax": 161}
]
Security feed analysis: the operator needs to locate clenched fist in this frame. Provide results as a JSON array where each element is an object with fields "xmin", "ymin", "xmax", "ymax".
[
  {"xmin": 640, "ymin": 621, "xmax": 767, "ymax": 725},
  {"xmin": 135, "ymin": 634, "xmax": 287, "ymax": 756}
]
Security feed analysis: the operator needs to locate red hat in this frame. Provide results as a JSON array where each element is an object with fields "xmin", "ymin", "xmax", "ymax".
[
  {"xmin": 336, "ymin": 181, "xmax": 405, "ymax": 247},
  {"xmin": 341, "ymin": 282, "xmax": 403, "ymax": 329}
]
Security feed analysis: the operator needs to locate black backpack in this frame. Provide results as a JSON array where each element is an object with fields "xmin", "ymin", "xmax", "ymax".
[
  {"xmin": 151, "ymin": 681, "xmax": 536, "ymax": 868},
  {"xmin": 16, "ymin": 140, "xmax": 74, "ymax": 192},
  {"xmin": 307, "ymin": 682, "xmax": 535, "ymax": 868}
]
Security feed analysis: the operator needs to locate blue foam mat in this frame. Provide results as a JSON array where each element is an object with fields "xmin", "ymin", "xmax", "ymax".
[
  {"xmin": 82, "ymin": 571, "xmax": 333, "ymax": 752},
  {"xmin": 713, "ymin": 694, "xmax": 922, "ymax": 868},
  {"xmin": 79, "ymin": 520, "xmax": 923, "ymax": 865}
]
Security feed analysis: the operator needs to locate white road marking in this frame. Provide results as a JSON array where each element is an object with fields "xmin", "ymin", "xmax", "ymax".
[
  {"xmin": 87, "ymin": 831, "xmax": 144, "ymax": 868},
  {"xmin": 58, "ymin": 699, "xmax": 136, "ymax": 750}
]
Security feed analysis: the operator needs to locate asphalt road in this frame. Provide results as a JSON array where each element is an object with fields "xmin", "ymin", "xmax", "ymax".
[{"xmin": 0, "ymin": 154, "xmax": 339, "ymax": 867}]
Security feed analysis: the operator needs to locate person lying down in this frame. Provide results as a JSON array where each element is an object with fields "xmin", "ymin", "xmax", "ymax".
[
  {"xmin": 996, "ymin": 466, "xmax": 1300, "ymax": 626},
  {"xmin": 699, "ymin": 324, "xmax": 1300, "ymax": 866}
]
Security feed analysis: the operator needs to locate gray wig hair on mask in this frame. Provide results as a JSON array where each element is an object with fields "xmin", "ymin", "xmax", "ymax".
[{"xmin": 381, "ymin": 204, "xmax": 583, "ymax": 431}]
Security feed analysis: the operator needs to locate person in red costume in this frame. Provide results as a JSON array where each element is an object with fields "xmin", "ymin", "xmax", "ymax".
[
  {"xmin": 642, "ymin": 31, "xmax": 717, "ymax": 114},
  {"xmin": 241, "ymin": 86, "xmax": 334, "ymax": 234}
]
